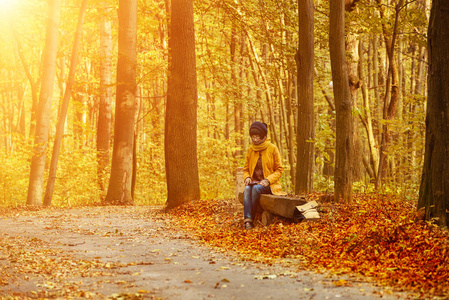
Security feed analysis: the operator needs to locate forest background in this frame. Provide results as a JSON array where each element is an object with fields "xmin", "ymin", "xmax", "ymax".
[{"xmin": 0, "ymin": 0, "xmax": 429, "ymax": 207}]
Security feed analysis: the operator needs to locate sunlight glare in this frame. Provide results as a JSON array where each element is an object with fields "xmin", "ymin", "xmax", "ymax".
[{"xmin": 0, "ymin": 0, "xmax": 18, "ymax": 12}]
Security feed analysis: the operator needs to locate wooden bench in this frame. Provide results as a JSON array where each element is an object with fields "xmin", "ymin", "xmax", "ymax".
[{"xmin": 238, "ymin": 192, "xmax": 307, "ymax": 226}]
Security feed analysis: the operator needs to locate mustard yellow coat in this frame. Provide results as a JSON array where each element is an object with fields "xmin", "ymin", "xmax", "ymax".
[{"xmin": 243, "ymin": 142, "xmax": 285, "ymax": 195}]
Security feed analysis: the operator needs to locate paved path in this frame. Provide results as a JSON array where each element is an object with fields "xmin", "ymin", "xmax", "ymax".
[{"xmin": 0, "ymin": 207, "xmax": 408, "ymax": 299}]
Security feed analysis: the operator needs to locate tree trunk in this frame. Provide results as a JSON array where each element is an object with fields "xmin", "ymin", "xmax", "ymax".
[
  {"xmin": 132, "ymin": 86, "xmax": 141, "ymax": 199},
  {"xmin": 346, "ymin": 34, "xmax": 364, "ymax": 182},
  {"xmin": 314, "ymin": 70, "xmax": 336, "ymax": 178},
  {"xmin": 329, "ymin": 0, "xmax": 353, "ymax": 203},
  {"xmin": 26, "ymin": 0, "xmax": 61, "ymax": 206},
  {"xmin": 73, "ymin": 91, "xmax": 86, "ymax": 149},
  {"xmin": 43, "ymin": 0, "xmax": 88, "ymax": 206},
  {"xmin": 225, "ymin": 103, "xmax": 230, "ymax": 142},
  {"xmin": 237, "ymin": 37, "xmax": 245, "ymax": 157},
  {"xmin": 397, "ymin": 36, "xmax": 404, "ymax": 185},
  {"xmin": 230, "ymin": 23, "xmax": 242, "ymax": 159},
  {"xmin": 104, "ymin": 0, "xmax": 138, "ymax": 205},
  {"xmin": 418, "ymin": 0, "xmax": 449, "ymax": 227},
  {"xmin": 358, "ymin": 36, "xmax": 379, "ymax": 180},
  {"xmin": 415, "ymin": 46, "xmax": 427, "ymax": 95},
  {"xmin": 372, "ymin": 35, "xmax": 381, "ymax": 144},
  {"xmin": 295, "ymin": 0, "xmax": 315, "ymax": 194},
  {"xmin": 18, "ymin": 85, "xmax": 26, "ymax": 137},
  {"xmin": 97, "ymin": 4, "xmax": 113, "ymax": 198},
  {"xmin": 245, "ymin": 31, "xmax": 280, "ymax": 147},
  {"xmin": 410, "ymin": 44, "xmax": 416, "ymax": 95},
  {"xmin": 286, "ymin": 74, "xmax": 296, "ymax": 188},
  {"xmin": 234, "ymin": 101, "xmax": 243, "ymax": 157},
  {"xmin": 375, "ymin": 0, "xmax": 401, "ymax": 189},
  {"xmin": 164, "ymin": 0, "xmax": 200, "ymax": 210},
  {"xmin": 14, "ymin": 34, "xmax": 39, "ymax": 140}
]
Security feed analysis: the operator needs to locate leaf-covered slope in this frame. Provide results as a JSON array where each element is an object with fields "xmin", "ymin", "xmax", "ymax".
[{"xmin": 168, "ymin": 193, "xmax": 449, "ymax": 298}]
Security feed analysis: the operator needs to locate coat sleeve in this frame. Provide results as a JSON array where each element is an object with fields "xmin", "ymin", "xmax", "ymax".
[
  {"xmin": 243, "ymin": 148, "xmax": 252, "ymax": 181},
  {"xmin": 265, "ymin": 146, "xmax": 283, "ymax": 184}
]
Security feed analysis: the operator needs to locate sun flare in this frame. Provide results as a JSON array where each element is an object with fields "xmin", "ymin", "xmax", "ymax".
[{"xmin": 0, "ymin": 0, "xmax": 17, "ymax": 11}]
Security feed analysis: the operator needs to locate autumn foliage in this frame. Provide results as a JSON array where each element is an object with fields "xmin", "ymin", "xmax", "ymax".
[{"xmin": 168, "ymin": 194, "xmax": 449, "ymax": 298}]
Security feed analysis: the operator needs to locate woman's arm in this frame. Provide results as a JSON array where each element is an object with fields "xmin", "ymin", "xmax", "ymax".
[
  {"xmin": 243, "ymin": 148, "xmax": 253, "ymax": 182},
  {"xmin": 265, "ymin": 146, "xmax": 283, "ymax": 184}
]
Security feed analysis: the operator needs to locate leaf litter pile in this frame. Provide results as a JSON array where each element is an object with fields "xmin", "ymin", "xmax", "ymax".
[{"xmin": 168, "ymin": 193, "xmax": 449, "ymax": 298}]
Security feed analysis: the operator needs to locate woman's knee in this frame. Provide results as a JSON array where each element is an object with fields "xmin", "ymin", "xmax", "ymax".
[
  {"xmin": 244, "ymin": 186, "xmax": 252, "ymax": 195},
  {"xmin": 252, "ymin": 184, "xmax": 264, "ymax": 194}
]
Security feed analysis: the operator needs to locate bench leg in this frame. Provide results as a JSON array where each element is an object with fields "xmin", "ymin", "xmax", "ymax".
[{"xmin": 261, "ymin": 210, "xmax": 273, "ymax": 226}]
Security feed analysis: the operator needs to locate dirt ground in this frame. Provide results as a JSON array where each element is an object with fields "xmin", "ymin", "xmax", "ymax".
[{"xmin": 0, "ymin": 206, "xmax": 411, "ymax": 299}]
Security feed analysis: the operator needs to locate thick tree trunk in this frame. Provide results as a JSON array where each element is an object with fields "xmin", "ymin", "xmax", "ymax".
[
  {"xmin": 165, "ymin": 0, "xmax": 200, "ymax": 210},
  {"xmin": 329, "ymin": 0, "xmax": 353, "ymax": 203},
  {"xmin": 346, "ymin": 35, "xmax": 364, "ymax": 182},
  {"xmin": 295, "ymin": 0, "xmax": 315, "ymax": 194},
  {"xmin": 97, "ymin": 5, "xmax": 113, "ymax": 198},
  {"xmin": 43, "ymin": 0, "xmax": 88, "ymax": 207},
  {"xmin": 26, "ymin": 0, "xmax": 60, "ymax": 206},
  {"xmin": 105, "ymin": 0, "xmax": 138, "ymax": 205},
  {"xmin": 418, "ymin": 0, "xmax": 449, "ymax": 227}
]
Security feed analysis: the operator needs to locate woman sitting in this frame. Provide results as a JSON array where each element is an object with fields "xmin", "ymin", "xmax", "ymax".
[{"xmin": 243, "ymin": 121, "xmax": 284, "ymax": 230}]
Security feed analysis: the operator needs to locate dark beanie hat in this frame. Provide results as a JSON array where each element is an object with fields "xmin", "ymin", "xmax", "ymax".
[{"xmin": 249, "ymin": 121, "xmax": 268, "ymax": 137}]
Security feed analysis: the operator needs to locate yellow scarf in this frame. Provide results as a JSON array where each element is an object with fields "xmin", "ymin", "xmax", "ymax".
[{"xmin": 251, "ymin": 140, "xmax": 270, "ymax": 152}]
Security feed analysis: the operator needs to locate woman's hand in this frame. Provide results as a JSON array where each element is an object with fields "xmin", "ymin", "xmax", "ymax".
[
  {"xmin": 244, "ymin": 177, "xmax": 252, "ymax": 186},
  {"xmin": 260, "ymin": 179, "xmax": 270, "ymax": 187}
]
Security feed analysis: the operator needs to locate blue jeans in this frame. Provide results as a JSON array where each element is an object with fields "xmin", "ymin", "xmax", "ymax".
[{"xmin": 243, "ymin": 184, "xmax": 272, "ymax": 222}]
